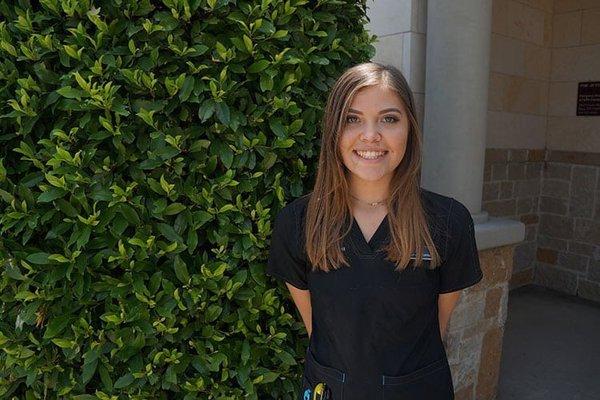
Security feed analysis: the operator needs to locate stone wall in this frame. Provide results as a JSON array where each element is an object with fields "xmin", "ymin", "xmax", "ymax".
[
  {"xmin": 482, "ymin": 148, "xmax": 600, "ymax": 303},
  {"xmin": 486, "ymin": 0, "xmax": 553, "ymax": 149},
  {"xmin": 445, "ymin": 245, "xmax": 514, "ymax": 400},
  {"xmin": 536, "ymin": 150, "xmax": 600, "ymax": 303},
  {"xmin": 483, "ymin": 148, "xmax": 544, "ymax": 288},
  {"xmin": 547, "ymin": 1, "xmax": 600, "ymax": 153}
]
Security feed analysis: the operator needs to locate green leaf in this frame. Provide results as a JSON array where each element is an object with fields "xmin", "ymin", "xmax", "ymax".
[
  {"xmin": 38, "ymin": 187, "xmax": 67, "ymax": 202},
  {"xmin": 174, "ymin": 255, "xmax": 190, "ymax": 283},
  {"xmin": 56, "ymin": 86, "xmax": 83, "ymax": 99},
  {"xmin": 259, "ymin": 74, "xmax": 273, "ymax": 91},
  {"xmin": 269, "ymin": 119, "xmax": 286, "ymax": 137},
  {"xmin": 43, "ymin": 315, "xmax": 70, "ymax": 339},
  {"xmin": 114, "ymin": 373, "xmax": 134, "ymax": 389},
  {"xmin": 51, "ymin": 338, "xmax": 75, "ymax": 348},
  {"xmin": 215, "ymin": 102, "xmax": 230, "ymax": 125},
  {"xmin": 164, "ymin": 203, "xmax": 186, "ymax": 215},
  {"xmin": 198, "ymin": 100, "xmax": 215, "ymax": 121},
  {"xmin": 157, "ymin": 223, "xmax": 183, "ymax": 242},
  {"xmin": 248, "ymin": 60, "xmax": 270, "ymax": 73},
  {"xmin": 26, "ymin": 252, "xmax": 50, "ymax": 264},
  {"xmin": 179, "ymin": 76, "xmax": 195, "ymax": 102},
  {"xmin": 243, "ymin": 35, "xmax": 253, "ymax": 53},
  {"xmin": 82, "ymin": 358, "xmax": 98, "ymax": 384}
]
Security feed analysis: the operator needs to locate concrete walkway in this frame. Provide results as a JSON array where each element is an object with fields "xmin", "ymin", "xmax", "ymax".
[{"xmin": 497, "ymin": 285, "xmax": 600, "ymax": 400}]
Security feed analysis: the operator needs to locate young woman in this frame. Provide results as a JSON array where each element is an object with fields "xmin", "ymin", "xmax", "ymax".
[{"xmin": 266, "ymin": 62, "xmax": 483, "ymax": 400}]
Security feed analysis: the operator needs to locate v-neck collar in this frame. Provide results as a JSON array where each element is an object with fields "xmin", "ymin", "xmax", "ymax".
[{"xmin": 350, "ymin": 214, "xmax": 389, "ymax": 255}]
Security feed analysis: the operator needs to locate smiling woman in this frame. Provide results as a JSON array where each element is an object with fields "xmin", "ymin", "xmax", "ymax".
[{"xmin": 266, "ymin": 63, "xmax": 483, "ymax": 400}]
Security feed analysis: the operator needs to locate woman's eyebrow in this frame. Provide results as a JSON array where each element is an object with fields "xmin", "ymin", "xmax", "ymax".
[{"xmin": 347, "ymin": 108, "xmax": 402, "ymax": 114}]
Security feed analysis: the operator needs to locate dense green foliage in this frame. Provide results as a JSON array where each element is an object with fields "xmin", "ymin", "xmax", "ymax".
[{"xmin": 0, "ymin": 0, "xmax": 374, "ymax": 398}]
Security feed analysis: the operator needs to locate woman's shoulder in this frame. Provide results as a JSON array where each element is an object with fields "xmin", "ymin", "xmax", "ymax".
[
  {"xmin": 274, "ymin": 193, "xmax": 312, "ymax": 224},
  {"xmin": 419, "ymin": 187, "xmax": 454, "ymax": 215},
  {"xmin": 419, "ymin": 187, "xmax": 473, "ymax": 228}
]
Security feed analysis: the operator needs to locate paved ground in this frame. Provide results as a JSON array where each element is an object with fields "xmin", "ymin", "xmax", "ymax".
[{"xmin": 497, "ymin": 285, "xmax": 600, "ymax": 400}]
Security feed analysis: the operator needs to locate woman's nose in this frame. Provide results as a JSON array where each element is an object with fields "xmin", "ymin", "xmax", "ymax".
[{"xmin": 360, "ymin": 121, "xmax": 381, "ymax": 141}]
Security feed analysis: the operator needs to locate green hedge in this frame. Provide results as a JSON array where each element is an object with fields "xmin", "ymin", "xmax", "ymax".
[{"xmin": 0, "ymin": 0, "xmax": 374, "ymax": 398}]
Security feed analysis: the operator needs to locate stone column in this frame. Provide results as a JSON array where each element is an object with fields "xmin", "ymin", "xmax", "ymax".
[{"xmin": 421, "ymin": 0, "xmax": 492, "ymax": 218}]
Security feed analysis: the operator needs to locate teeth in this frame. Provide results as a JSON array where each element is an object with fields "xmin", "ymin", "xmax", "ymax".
[{"xmin": 355, "ymin": 150, "xmax": 386, "ymax": 159}]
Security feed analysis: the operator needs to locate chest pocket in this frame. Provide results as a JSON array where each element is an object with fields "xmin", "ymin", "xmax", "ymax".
[{"xmin": 301, "ymin": 346, "xmax": 346, "ymax": 400}]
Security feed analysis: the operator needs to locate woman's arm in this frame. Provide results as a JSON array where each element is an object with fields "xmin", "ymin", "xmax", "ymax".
[
  {"xmin": 438, "ymin": 291, "xmax": 461, "ymax": 342},
  {"xmin": 286, "ymin": 283, "xmax": 312, "ymax": 337}
]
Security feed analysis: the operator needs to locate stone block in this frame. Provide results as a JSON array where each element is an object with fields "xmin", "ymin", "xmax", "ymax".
[
  {"xmin": 568, "ymin": 241, "xmax": 595, "ymax": 257},
  {"xmin": 513, "ymin": 241, "xmax": 536, "ymax": 271},
  {"xmin": 484, "ymin": 163, "xmax": 492, "ymax": 182},
  {"xmin": 573, "ymin": 219, "xmax": 600, "ymax": 244},
  {"xmin": 552, "ymin": 10, "xmax": 582, "ymax": 47},
  {"xmin": 448, "ymin": 290, "xmax": 486, "ymax": 331},
  {"xmin": 527, "ymin": 149, "xmax": 545, "ymax": 162},
  {"xmin": 543, "ymin": 162, "xmax": 571, "ymax": 180},
  {"xmin": 483, "ymin": 182, "xmax": 500, "ymax": 202},
  {"xmin": 525, "ymin": 162, "xmax": 542, "ymax": 179},
  {"xmin": 509, "ymin": 268, "xmax": 534, "ymax": 289},
  {"xmin": 484, "ymin": 286, "xmax": 504, "ymax": 319},
  {"xmin": 479, "ymin": 246, "xmax": 514, "ymax": 288},
  {"xmin": 454, "ymin": 384, "xmax": 474, "ymax": 400},
  {"xmin": 517, "ymin": 197, "xmax": 535, "ymax": 214},
  {"xmin": 509, "ymin": 149, "xmax": 528, "ymax": 162},
  {"xmin": 463, "ymin": 318, "xmax": 495, "ymax": 340},
  {"xmin": 538, "ymin": 235, "xmax": 568, "ymax": 251},
  {"xmin": 557, "ymin": 251, "xmax": 589, "ymax": 273},
  {"xmin": 571, "ymin": 165, "xmax": 598, "ymax": 192},
  {"xmin": 539, "ymin": 214, "xmax": 574, "ymax": 239},
  {"xmin": 547, "ymin": 82, "xmax": 578, "ymax": 117},
  {"xmin": 525, "ymin": 225, "xmax": 538, "ymax": 241},
  {"xmin": 537, "ymin": 247, "xmax": 558, "ymax": 264},
  {"xmin": 588, "ymin": 259, "xmax": 600, "ymax": 283},
  {"xmin": 519, "ymin": 214, "xmax": 538, "ymax": 225},
  {"xmin": 569, "ymin": 190, "xmax": 595, "ymax": 218},
  {"xmin": 499, "ymin": 181, "xmax": 514, "ymax": 200},
  {"xmin": 551, "ymin": 44, "xmax": 600, "ymax": 82},
  {"xmin": 507, "ymin": 163, "xmax": 525, "ymax": 180},
  {"xmin": 581, "ymin": 8, "xmax": 600, "ymax": 45},
  {"xmin": 534, "ymin": 263, "xmax": 578, "ymax": 294},
  {"xmin": 539, "ymin": 195, "xmax": 568, "ymax": 215},
  {"xmin": 491, "ymin": 163, "xmax": 508, "ymax": 181},
  {"xmin": 515, "ymin": 179, "xmax": 541, "ymax": 197},
  {"xmin": 484, "ymin": 199, "xmax": 517, "ymax": 217},
  {"xmin": 577, "ymin": 279, "xmax": 600, "ymax": 303},
  {"xmin": 541, "ymin": 179, "xmax": 570, "ymax": 198},
  {"xmin": 524, "ymin": 42, "xmax": 551, "ymax": 80},
  {"xmin": 485, "ymin": 148, "xmax": 509, "ymax": 164},
  {"xmin": 476, "ymin": 326, "xmax": 504, "ymax": 400}
]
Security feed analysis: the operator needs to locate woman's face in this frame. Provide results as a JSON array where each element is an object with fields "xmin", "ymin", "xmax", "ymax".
[{"xmin": 338, "ymin": 84, "xmax": 410, "ymax": 187}]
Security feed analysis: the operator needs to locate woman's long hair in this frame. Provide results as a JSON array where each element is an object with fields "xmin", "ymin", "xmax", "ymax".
[{"xmin": 304, "ymin": 62, "xmax": 441, "ymax": 272}]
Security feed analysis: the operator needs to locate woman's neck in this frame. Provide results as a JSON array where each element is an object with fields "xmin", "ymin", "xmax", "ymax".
[{"xmin": 348, "ymin": 175, "xmax": 390, "ymax": 204}]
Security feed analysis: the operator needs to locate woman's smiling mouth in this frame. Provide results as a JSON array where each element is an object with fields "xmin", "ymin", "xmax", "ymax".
[{"xmin": 353, "ymin": 150, "xmax": 388, "ymax": 160}]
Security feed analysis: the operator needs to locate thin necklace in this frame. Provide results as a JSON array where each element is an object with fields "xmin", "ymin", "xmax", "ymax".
[{"xmin": 350, "ymin": 193, "xmax": 387, "ymax": 207}]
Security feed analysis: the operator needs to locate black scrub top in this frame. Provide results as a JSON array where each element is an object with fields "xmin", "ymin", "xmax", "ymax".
[{"xmin": 266, "ymin": 188, "xmax": 483, "ymax": 400}]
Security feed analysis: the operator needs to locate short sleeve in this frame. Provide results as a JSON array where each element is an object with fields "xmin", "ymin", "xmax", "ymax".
[
  {"xmin": 438, "ymin": 199, "xmax": 483, "ymax": 294},
  {"xmin": 265, "ymin": 205, "xmax": 309, "ymax": 290}
]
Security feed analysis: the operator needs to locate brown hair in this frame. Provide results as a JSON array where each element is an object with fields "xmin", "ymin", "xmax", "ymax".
[{"xmin": 304, "ymin": 62, "xmax": 441, "ymax": 272}]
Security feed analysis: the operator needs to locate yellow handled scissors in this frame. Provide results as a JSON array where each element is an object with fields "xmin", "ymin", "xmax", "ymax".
[{"xmin": 312, "ymin": 382, "xmax": 331, "ymax": 400}]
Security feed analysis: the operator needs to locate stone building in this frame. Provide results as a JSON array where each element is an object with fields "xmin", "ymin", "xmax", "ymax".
[{"xmin": 366, "ymin": 0, "xmax": 600, "ymax": 399}]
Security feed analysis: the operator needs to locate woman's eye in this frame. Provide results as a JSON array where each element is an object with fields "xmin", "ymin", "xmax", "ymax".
[
  {"xmin": 383, "ymin": 115, "xmax": 398, "ymax": 123},
  {"xmin": 346, "ymin": 115, "xmax": 359, "ymax": 123}
]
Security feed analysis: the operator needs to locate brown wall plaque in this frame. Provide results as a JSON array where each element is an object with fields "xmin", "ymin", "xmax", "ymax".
[{"xmin": 577, "ymin": 81, "xmax": 600, "ymax": 116}]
